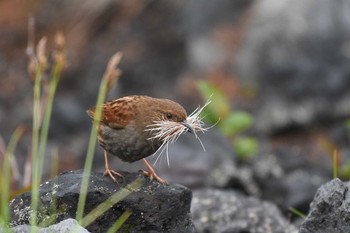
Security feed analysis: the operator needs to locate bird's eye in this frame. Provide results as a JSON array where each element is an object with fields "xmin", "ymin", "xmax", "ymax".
[{"xmin": 165, "ymin": 113, "xmax": 173, "ymax": 120}]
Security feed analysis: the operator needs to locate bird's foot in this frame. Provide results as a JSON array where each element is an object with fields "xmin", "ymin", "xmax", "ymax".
[
  {"xmin": 142, "ymin": 159, "xmax": 167, "ymax": 184},
  {"xmin": 143, "ymin": 170, "xmax": 167, "ymax": 184},
  {"xmin": 104, "ymin": 168, "xmax": 123, "ymax": 182}
]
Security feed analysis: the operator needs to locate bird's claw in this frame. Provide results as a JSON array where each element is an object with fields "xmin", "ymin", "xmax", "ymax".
[
  {"xmin": 104, "ymin": 168, "xmax": 123, "ymax": 182},
  {"xmin": 143, "ymin": 170, "xmax": 167, "ymax": 184}
]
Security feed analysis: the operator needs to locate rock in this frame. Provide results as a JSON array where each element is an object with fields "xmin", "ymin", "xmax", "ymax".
[
  {"xmin": 300, "ymin": 178, "xmax": 350, "ymax": 233},
  {"xmin": 184, "ymin": 0, "xmax": 253, "ymax": 71},
  {"xmin": 9, "ymin": 170, "xmax": 195, "ymax": 233},
  {"xmin": 251, "ymin": 151, "xmax": 330, "ymax": 213},
  {"xmin": 3, "ymin": 219, "xmax": 89, "ymax": 233},
  {"xmin": 237, "ymin": 0, "xmax": 350, "ymax": 133},
  {"xmin": 191, "ymin": 188, "xmax": 298, "ymax": 233}
]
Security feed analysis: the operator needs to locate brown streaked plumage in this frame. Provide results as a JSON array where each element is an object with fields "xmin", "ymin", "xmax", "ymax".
[{"xmin": 87, "ymin": 95, "xmax": 192, "ymax": 184}]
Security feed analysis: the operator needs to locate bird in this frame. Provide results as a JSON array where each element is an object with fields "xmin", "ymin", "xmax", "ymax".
[{"xmin": 87, "ymin": 95, "xmax": 195, "ymax": 184}]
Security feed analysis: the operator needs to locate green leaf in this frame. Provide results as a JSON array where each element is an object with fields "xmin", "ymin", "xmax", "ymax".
[
  {"xmin": 196, "ymin": 80, "xmax": 231, "ymax": 124},
  {"xmin": 220, "ymin": 111, "xmax": 253, "ymax": 136},
  {"xmin": 233, "ymin": 137, "xmax": 258, "ymax": 159}
]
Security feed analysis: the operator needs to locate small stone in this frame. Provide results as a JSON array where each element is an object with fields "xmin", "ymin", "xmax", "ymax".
[{"xmin": 7, "ymin": 219, "xmax": 89, "ymax": 233}]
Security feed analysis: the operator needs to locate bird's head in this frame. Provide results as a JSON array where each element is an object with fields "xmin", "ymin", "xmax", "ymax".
[{"xmin": 145, "ymin": 98, "xmax": 209, "ymax": 145}]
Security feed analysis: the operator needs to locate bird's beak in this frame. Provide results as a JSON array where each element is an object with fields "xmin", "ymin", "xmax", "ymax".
[{"xmin": 182, "ymin": 120, "xmax": 194, "ymax": 133}]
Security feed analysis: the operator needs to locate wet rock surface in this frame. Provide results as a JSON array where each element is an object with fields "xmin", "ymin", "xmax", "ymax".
[{"xmin": 9, "ymin": 170, "xmax": 195, "ymax": 233}]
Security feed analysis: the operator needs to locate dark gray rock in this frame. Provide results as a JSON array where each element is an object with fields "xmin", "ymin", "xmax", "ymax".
[
  {"xmin": 9, "ymin": 170, "xmax": 195, "ymax": 233},
  {"xmin": 237, "ymin": 0, "xmax": 350, "ymax": 133},
  {"xmin": 251, "ymin": 151, "xmax": 330, "ymax": 213},
  {"xmin": 3, "ymin": 219, "xmax": 89, "ymax": 233},
  {"xmin": 300, "ymin": 178, "xmax": 350, "ymax": 233},
  {"xmin": 191, "ymin": 188, "xmax": 298, "ymax": 233}
]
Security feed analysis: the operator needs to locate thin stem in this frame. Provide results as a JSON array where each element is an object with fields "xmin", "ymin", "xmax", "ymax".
[
  {"xmin": 75, "ymin": 51, "xmax": 122, "ymax": 228},
  {"xmin": 30, "ymin": 65, "xmax": 43, "ymax": 229},
  {"xmin": 289, "ymin": 207, "xmax": 306, "ymax": 219},
  {"xmin": 0, "ymin": 126, "xmax": 25, "ymax": 226},
  {"xmin": 37, "ymin": 62, "xmax": 63, "ymax": 181},
  {"xmin": 80, "ymin": 178, "xmax": 143, "ymax": 228},
  {"xmin": 106, "ymin": 209, "xmax": 133, "ymax": 233},
  {"xmin": 333, "ymin": 150, "xmax": 338, "ymax": 179},
  {"xmin": 48, "ymin": 148, "xmax": 59, "ymax": 225},
  {"xmin": 75, "ymin": 75, "xmax": 109, "ymax": 222}
]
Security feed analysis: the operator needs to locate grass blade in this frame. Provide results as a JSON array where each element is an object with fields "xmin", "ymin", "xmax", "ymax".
[
  {"xmin": 106, "ymin": 209, "xmax": 132, "ymax": 233},
  {"xmin": 0, "ymin": 126, "xmax": 25, "ymax": 226},
  {"xmin": 76, "ymin": 52, "xmax": 122, "ymax": 222},
  {"xmin": 80, "ymin": 178, "xmax": 143, "ymax": 228},
  {"xmin": 289, "ymin": 207, "xmax": 306, "ymax": 219},
  {"xmin": 75, "ymin": 75, "xmax": 109, "ymax": 222},
  {"xmin": 333, "ymin": 150, "xmax": 338, "ymax": 179},
  {"xmin": 30, "ymin": 64, "xmax": 44, "ymax": 229}
]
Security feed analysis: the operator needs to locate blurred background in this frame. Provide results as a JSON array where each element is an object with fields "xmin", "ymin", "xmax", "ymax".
[{"xmin": 2, "ymin": 0, "xmax": 350, "ymax": 222}]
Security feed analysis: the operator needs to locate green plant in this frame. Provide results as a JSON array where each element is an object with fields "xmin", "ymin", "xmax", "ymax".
[
  {"xmin": 289, "ymin": 207, "xmax": 306, "ymax": 219},
  {"xmin": 106, "ymin": 209, "xmax": 133, "ymax": 233},
  {"xmin": 339, "ymin": 121, "xmax": 350, "ymax": 179},
  {"xmin": 319, "ymin": 135, "xmax": 349, "ymax": 180},
  {"xmin": 75, "ymin": 52, "xmax": 123, "ymax": 223},
  {"xmin": 27, "ymin": 32, "xmax": 67, "ymax": 231},
  {"xmin": 0, "ymin": 24, "xmax": 136, "ymax": 232},
  {"xmin": 0, "ymin": 126, "xmax": 26, "ymax": 230},
  {"xmin": 80, "ymin": 178, "xmax": 143, "ymax": 228},
  {"xmin": 339, "ymin": 163, "xmax": 350, "ymax": 179},
  {"xmin": 196, "ymin": 80, "xmax": 258, "ymax": 159},
  {"xmin": 0, "ymin": 29, "xmax": 67, "ymax": 232}
]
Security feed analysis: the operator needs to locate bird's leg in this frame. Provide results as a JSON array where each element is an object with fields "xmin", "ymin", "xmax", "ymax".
[
  {"xmin": 142, "ymin": 159, "xmax": 167, "ymax": 184},
  {"xmin": 103, "ymin": 150, "xmax": 122, "ymax": 182}
]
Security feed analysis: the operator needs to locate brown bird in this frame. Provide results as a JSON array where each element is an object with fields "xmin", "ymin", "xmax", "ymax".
[{"xmin": 87, "ymin": 95, "xmax": 196, "ymax": 184}]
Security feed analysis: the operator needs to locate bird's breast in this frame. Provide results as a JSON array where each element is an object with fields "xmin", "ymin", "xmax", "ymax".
[{"xmin": 98, "ymin": 124, "xmax": 162, "ymax": 162}]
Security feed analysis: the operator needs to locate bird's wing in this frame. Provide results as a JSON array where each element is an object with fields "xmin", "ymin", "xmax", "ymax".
[{"xmin": 86, "ymin": 99, "xmax": 134, "ymax": 129}]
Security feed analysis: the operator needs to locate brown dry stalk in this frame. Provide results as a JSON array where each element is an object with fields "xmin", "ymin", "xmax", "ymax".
[
  {"xmin": 104, "ymin": 52, "xmax": 123, "ymax": 93},
  {"xmin": 53, "ymin": 31, "xmax": 67, "ymax": 66}
]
